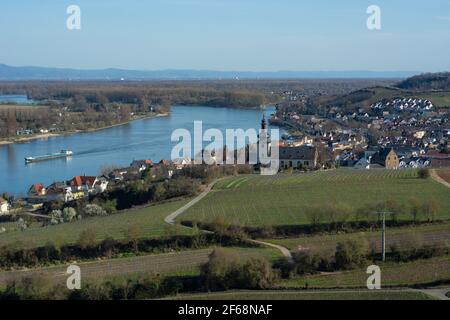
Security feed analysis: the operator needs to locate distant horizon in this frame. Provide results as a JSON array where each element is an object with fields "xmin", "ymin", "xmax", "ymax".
[
  {"xmin": 0, "ymin": 62, "xmax": 424, "ymax": 74},
  {"xmin": 0, "ymin": 63, "xmax": 426, "ymax": 80}
]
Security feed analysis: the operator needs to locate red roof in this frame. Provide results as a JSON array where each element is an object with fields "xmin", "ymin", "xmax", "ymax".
[
  {"xmin": 34, "ymin": 183, "xmax": 44, "ymax": 193},
  {"xmin": 70, "ymin": 176, "xmax": 97, "ymax": 187}
]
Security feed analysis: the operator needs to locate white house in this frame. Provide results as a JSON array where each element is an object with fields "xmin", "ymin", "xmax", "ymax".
[
  {"xmin": 172, "ymin": 157, "xmax": 192, "ymax": 170},
  {"xmin": 0, "ymin": 197, "xmax": 11, "ymax": 214}
]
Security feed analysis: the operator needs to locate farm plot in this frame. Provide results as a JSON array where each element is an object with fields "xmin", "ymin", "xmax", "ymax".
[
  {"xmin": 0, "ymin": 246, "xmax": 281, "ymax": 288},
  {"xmin": 0, "ymin": 199, "xmax": 191, "ymax": 249},
  {"xmin": 0, "ymin": 249, "xmax": 212, "ymax": 288},
  {"xmin": 268, "ymin": 223, "xmax": 450, "ymax": 253},
  {"xmin": 278, "ymin": 255, "xmax": 450, "ymax": 289},
  {"xmin": 436, "ymin": 169, "xmax": 450, "ymax": 184},
  {"xmin": 181, "ymin": 169, "xmax": 450, "ymax": 228}
]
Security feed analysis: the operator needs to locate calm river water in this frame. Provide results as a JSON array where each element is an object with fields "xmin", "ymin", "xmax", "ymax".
[{"xmin": 0, "ymin": 104, "xmax": 277, "ymax": 196}]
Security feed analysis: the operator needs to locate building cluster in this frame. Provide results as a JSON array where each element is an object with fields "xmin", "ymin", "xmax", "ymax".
[
  {"xmin": 0, "ymin": 157, "xmax": 193, "ymax": 215},
  {"xmin": 371, "ymin": 98, "xmax": 433, "ymax": 113},
  {"xmin": 16, "ymin": 127, "xmax": 62, "ymax": 136},
  {"xmin": 273, "ymin": 95, "xmax": 450, "ymax": 171}
]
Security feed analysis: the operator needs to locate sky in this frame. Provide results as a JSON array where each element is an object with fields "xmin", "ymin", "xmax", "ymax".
[{"xmin": 1, "ymin": 0, "xmax": 450, "ymax": 72}]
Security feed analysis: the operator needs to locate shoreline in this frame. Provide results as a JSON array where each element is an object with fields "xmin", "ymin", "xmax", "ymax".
[{"xmin": 0, "ymin": 113, "xmax": 169, "ymax": 146}]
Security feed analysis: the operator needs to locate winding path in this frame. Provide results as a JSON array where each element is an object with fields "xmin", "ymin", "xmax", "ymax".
[
  {"xmin": 430, "ymin": 169, "xmax": 450, "ymax": 188},
  {"xmin": 164, "ymin": 179, "xmax": 293, "ymax": 261}
]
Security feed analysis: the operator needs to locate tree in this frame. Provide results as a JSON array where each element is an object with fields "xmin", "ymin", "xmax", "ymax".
[
  {"xmin": 304, "ymin": 206, "xmax": 324, "ymax": 228},
  {"xmin": 62, "ymin": 207, "xmax": 77, "ymax": 222},
  {"xmin": 422, "ymin": 200, "xmax": 440, "ymax": 222},
  {"xmin": 201, "ymin": 248, "xmax": 275, "ymax": 291},
  {"xmin": 409, "ymin": 199, "xmax": 421, "ymax": 223},
  {"xmin": 78, "ymin": 229, "xmax": 97, "ymax": 249},
  {"xmin": 125, "ymin": 225, "xmax": 142, "ymax": 253},
  {"xmin": 335, "ymin": 238, "xmax": 369, "ymax": 270},
  {"xmin": 50, "ymin": 210, "xmax": 64, "ymax": 225}
]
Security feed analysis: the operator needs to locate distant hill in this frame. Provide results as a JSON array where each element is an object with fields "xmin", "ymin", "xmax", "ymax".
[
  {"xmin": 0, "ymin": 64, "xmax": 418, "ymax": 81},
  {"xmin": 397, "ymin": 72, "xmax": 450, "ymax": 91}
]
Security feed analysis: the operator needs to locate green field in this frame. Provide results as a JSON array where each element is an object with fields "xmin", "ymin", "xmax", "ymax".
[
  {"xmin": 171, "ymin": 290, "xmax": 434, "ymax": 300},
  {"xmin": 268, "ymin": 223, "xmax": 450, "ymax": 253},
  {"xmin": 0, "ymin": 199, "xmax": 191, "ymax": 249},
  {"xmin": 180, "ymin": 169, "xmax": 450, "ymax": 228},
  {"xmin": 278, "ymin": 255, "xmax": 450, "ymax": 289}
]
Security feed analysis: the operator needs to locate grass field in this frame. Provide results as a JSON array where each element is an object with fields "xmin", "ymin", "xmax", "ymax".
[
  {"xmin": 171, "ymin": 290, "xmax": 434, "ymax": 300},
  {"xmin": 278, "ymin": 255, "xmax": 450, "ymax": 289},
  {"xmin": 412, "ymin": 91, "xmax": 450, "ymax": 108},
  {"xmin": 0, "ymin": 246, "xmax": 281, "ymax": 288},
  {"xmin": 268, "ymin": 223, "xmax": 450, "ymax": 253},
  {"xmin": 181, "ymin": 169, "xmax": 450, "ymax": 228},
  {"xmin": 0, "ymin": 199, "xmax": 191, "ymax": 249}
]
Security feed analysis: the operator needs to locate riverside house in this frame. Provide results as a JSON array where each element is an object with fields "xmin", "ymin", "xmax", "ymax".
[{"xmin": 0, "ymin": 197, "xmax": 10, "ymax": 215}]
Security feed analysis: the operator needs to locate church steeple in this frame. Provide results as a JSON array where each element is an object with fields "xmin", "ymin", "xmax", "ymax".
[{"xmin": 261, "ymin": 112, "xmax": 267, "ymax": 130}]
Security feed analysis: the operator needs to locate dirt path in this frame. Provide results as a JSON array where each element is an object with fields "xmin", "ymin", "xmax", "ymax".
[
  {"xmin": 164, "ymin": 179, "xmax": 293, "ymax": 261},
  {"xmin": 164, "ymin": 181, "xmax": 216, "ymax": 225},
  {"xmin": 430, "ymin": 169, "xmax": 450, "ymax": 188}
]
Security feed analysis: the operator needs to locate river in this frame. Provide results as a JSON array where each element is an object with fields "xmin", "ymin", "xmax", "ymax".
[{"xmin": 0, "ymin": 104, "xmax": 277, "ymax": 196}]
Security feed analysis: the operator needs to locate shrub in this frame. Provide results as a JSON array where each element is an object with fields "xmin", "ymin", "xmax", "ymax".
[
  {"xmin": 62, "ymin": 207, "xmax": 77, "ymax": 222},
  {"xmin": 334, "ymin": 238, "xmax": 369, "ymax": 270},
  {"xmin": 83, "ymin": 204, "xmax": 107, "ymax": 217},
  {"xmin": 418, "ymin": 168, "xmax": 430, "ymax": 179},
  {"xmin": 201, "ymin": 248, "xmax": 275, "ymax": 291},
  {"xmin": 50, "ymin": 210, "xmax": 63, "ymax": 225},
  {"xmin": 77, "ymin": 229, "xmax": 97, "ymax": 249}
]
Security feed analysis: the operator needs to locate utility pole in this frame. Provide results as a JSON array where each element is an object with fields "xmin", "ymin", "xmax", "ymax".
[
  {"xmin": 375, "ymin": 210, "xmax": 391, "ymax": 262},
  {"xmin": 381, "ymin": 211, "xmax": 386, "ymax": 262}
]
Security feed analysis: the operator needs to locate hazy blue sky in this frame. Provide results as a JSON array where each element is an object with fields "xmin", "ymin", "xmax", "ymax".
[{"xmin": 1, "ymin": 0, "xmax": 450, "ymax": 71}]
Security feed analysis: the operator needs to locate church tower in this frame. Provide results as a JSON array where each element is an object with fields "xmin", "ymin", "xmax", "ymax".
[
  {"xmin": 258, "ymin": 112, "xmax": 271, "ymax": 165},
  {"xmin": 261, "ymin": 112, "xmax": 267, "ymax": 130}
]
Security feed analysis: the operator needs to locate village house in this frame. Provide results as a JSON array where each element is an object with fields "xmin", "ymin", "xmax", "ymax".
[
  {"xmin": 27, "ymin": 183, "xmax": 46, "ymax": 197},
  {"xmin": 172, "ymin": 157, "xmax": 192, "ymax": 170},
  {"xmin": 0, "ymin": 197, "xmax": 10, "ymax": 215},
  {"xmin": 353, "ymin": 148, "xmax": 400, "ymax": 170},
  {"xmin": 69, "ymin": 175, "xmax": 109, "ymax": 194},
  {"xmin": 45, "ymin": 182, "xmax": 74, "ymax": 203},
  {"xmin": 279, "ymin": 146, "xmax": 319, "ymax": 170},
  {"xmin": 370, "ymin": 148, "xmax": 400, "ymax": 169},
  {"xmin": 109, "ymin": 168, "xmax": 129, "ymax": 181},
  {"xmin": 130, "ymin": 159, "xmax": 153, "ymax": 172}
]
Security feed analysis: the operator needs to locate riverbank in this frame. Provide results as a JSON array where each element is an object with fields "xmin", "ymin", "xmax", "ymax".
[{"xmin": 0, "ymin": 113, "xmax": 169, "ymax": 146}]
